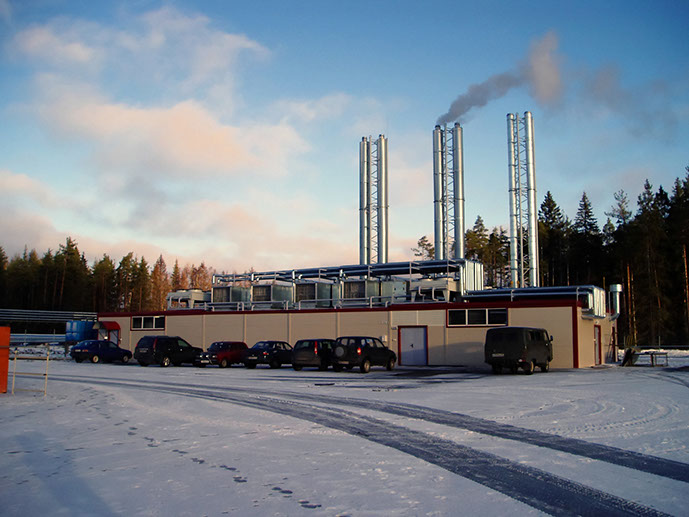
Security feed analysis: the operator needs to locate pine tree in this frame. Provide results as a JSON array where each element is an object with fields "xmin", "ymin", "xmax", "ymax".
[
  {"xmin": 570, "ymin": 192, "xmax": 603, "ymax": 285},
  {"xmin": 131, "ymin": 257, "xmax": 151, "ymax": 312},
  {"xmin": 54, "ymin": 238, "xmax": 90, "ymax": 310},
  {"xmin": 465, "ymin": 216, "xmax": 488, "ymax": 261},
  {"xmin": 171, "ymin": 260, "xmax": 183, "ymax": 292},
  {"xmin": 538, "ymin": 191, "xmax": 570, "ymax": 286},
  {"xmin": 116, "ymin": 253, "xmax": 136, "ymax": 311},
  {"xmin": 605, "ymin": 190, "xmax": 632, "ymax": 227},
  {"xmin": 631, "ymin": 180, "xmax": 671, "ymax": 345},
  {"xmin": 92, "ymin": 255, "xmax": 117, "ymax": 312},
  {"xmin": 411, "ymin": 236, "xmax": 435, "ymax": 260},
  {"xmin": 150, "ymin": 255, "xmax": 170, "ymax": 311}
]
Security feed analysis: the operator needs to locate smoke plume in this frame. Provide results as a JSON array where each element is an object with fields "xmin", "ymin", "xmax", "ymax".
[{"xmin": 437, "ymin": 31, "xmax": 562, "ymax": 125}]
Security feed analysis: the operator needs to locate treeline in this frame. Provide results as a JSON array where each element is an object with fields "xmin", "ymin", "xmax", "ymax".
[
  {"xmin": 0, "ymin": 237, "xmax": 215, "ymax": 313},
  {"xmin": 413, "ymin": 167, "xmax": 689, "ymax": 346}
]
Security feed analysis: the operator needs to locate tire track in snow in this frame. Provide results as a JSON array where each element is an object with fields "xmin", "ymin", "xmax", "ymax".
[
  {"xmin": 51, "ymin": 373, "xmax": 689, "ymax": 483},
  {"xmin": 51, "ymin": 375, "xmax": 672, "ymax": 516}
]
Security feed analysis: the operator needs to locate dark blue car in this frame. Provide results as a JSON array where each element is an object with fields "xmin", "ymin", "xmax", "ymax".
[{"xmin": 70, "ymin": 340, "xmax": 132, "ymax": 364}]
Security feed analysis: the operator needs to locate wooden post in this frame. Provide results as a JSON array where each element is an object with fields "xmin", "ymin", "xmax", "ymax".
[{"xmin": 0, "ymin": 327, "xmax": 9, "ymax": 394}]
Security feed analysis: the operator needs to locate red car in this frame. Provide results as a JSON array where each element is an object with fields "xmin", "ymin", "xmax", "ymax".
[{"xmin": 195, "ymin": 341, "xmax": 248, "ymax": 368}]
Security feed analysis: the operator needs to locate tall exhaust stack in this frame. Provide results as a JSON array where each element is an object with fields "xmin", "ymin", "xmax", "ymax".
[
  {"xmin": 507, "ymin": 111, "xmax": 539, "ymax": 287},
  {"xmin": 359, "ymin": 135, "xmax": 388, "ymax": 264},
  {"xmin": 432, "ymin": 123, "xmax": 465, "ymax": 260}
]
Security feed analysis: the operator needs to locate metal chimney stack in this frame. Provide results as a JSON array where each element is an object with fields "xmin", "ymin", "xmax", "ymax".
[
  {"xmin": 359, "ymin": 135, "xmax": 388, "ymax": 264},
  {"xmin": 507, "ymin": 111, "xmax": 539, "ymax": 287},
  {"xmin": 432, "ymin": 123, "xmax": 465, "ymax": 260}
]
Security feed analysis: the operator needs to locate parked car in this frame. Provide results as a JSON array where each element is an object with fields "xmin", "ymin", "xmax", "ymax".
[
  {"xmin": 331, "ymin": 336, "xmax": 396, "ymax": 373},
  {"xmin": 195, "ymin": 341, "xmax": 248, "ymax": 368},
  {"xmin": 244, "ymin": 341, "xmax": 292, "ymax": 368},
  {"xmin": 134, "ymin": 336, "xmax": 202, "ymax": 367},
  {"xmin": 70, "ymin": 340, "xmax": 132, "ymax": 364},
  {"xmin": 484, "ymin": 326, "xmax": 553, "ymax": 374},
  {"xmin": 292, "ymin": 338, "xmax": 336, "ymax": 371}
]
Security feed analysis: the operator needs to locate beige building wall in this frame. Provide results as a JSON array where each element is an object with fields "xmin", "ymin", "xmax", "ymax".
[
  {"xmin": 102, "ymin": 301, "xmax": 616, "ymax": 368},
  {"xmin": 245, "ymin": 313, "xmax": 289, "ymax": 345},
  {"xmin": 289, "ymin": 312, "xmax": 338, "ymax": 343},
  {"xmin": 205, "ymin": 313, "xmax": 247, "ymax": 346},
  {"xmin": 444, "ymin": 327, "xmax": 487, "ymax": 366},
  {"xmin": 509, "ymin": 306, "xmax": 574, "ymax": 369},
  {"xmin": 339, "ymin": 310, "xmax": 390, "ymax": 346}
]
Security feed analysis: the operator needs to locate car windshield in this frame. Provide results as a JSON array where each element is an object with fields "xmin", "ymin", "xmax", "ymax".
[
  {"xmin": 252, "ymin": 342, "xmax": 271, "ymax": 350},
  {"xmin": 208, "ymin": 343, "xmax": 223, "ymax": 351},
  {"xmin": 294, "ymin": 341, "xmax": 311, "ymax": 350}
]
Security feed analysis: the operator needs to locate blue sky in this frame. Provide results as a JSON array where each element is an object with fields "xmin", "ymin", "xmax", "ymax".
[{"xmin": 1, "ymin": 0, "xmax": 687, "ymax": 273}]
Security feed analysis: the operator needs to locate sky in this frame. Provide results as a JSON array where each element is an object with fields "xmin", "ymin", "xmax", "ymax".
[{"xmin": 1, "ymin": 0, "xmax": 688, "ymax": 273}]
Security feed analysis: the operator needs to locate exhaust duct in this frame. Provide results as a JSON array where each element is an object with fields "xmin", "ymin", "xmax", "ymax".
[
  {"xmin": 359, "ymin": 135, "xmax": 388, "ymax": 264},
  {"xmin": 432, "ymin": 123, "xmax": 465, "ymax": 260},
  {"xmin": 507, "ymin": 111, "xmax": 539, "ymax": 287}
]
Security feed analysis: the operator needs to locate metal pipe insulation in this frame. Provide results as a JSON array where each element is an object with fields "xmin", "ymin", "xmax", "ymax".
[
  {"xmin": 507, "ymin": 114, "xmax": 519, "ymax": 286},
  {"xmin": 377, "ymin": 135, "xmax": 388, "ymax": 264},
  {"xmin": 433, "ymin": 126, "xmax": 445, "ymax": 260},
  {"xmin": 359, "ymin": 137, "xmax": 371, "ymax": 265},
  {"xmin": 452, "ymin": 123, "xmax": 465, "ymax": 259},
  {"xmin": 524, "ymin": 111, "xmax": 539, "ymax": 287}
]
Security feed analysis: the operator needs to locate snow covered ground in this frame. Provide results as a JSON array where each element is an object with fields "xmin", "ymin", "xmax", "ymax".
[{"xmin": 2, "ymin": 349, "xmax": 689, "ymax": 516}]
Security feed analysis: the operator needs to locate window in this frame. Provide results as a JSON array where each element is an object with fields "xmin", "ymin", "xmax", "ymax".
[
  {"xmin": 131, "ymin": 316, "xmax": 165, "ymax": 330},
  {"xmin": 467, "ymin": 309, "xmax": 487, "ymax": 325},
  {"xmin": 448, "ymin": 310, "xmax": 466, "ymax": 326},
  {"xmin": 488, "ymin": 309, "xmax": 508, "ymax": 325},
  {"xmin": 448, "ymin": 308, "xmax": 508, "ymax": 327}
]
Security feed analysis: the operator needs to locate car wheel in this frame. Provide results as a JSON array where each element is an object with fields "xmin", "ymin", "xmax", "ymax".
[
  {"xmin": 138, "ymin": 361, "xmax": 148, "ymax": 367},
  {"xmin": 540, "ymin": 362, "xmax": 550, "ymax": 373},
  {"xmin": 219, "ymin": 358, "xmax": 228, "ymax": 368},
  {"xmin": 360, "ymin": 358, "xmax": 371, "ymax": 374},
  {"xmin": 91, "ymin": 355, "xmax": 100, "ymax": 364},
  {"xmin": 293, "ymin": 364, "xmax": 303, "ymax": 371},
  {"xmin": 121, "ymin": 355, "xmax": 130, "ymax": 364},
  {"xmin": 160, "ymin": 356, "xmax": 171, "ymax": 367},
  {"xmin": 269, "ymin": 360, "xmax": 281, "ymax": 369},
  {"xmin": 318, "ymin": 360, "xmax": 328, "ymax": 371},
  {"xmin": 523, "ymin": 360, "xmax": 534, "ymax": 375},
  {"xmin": 245, "ymin": 362, "xmax": 256, "ymax": 369},
  {"xmin": 346, "ymin": 365, "xmax": 354, "ymax": 371},
  {"xmin": 386, "ymin": 357, "xmax": 395, "ymax": 371},
  {"xmin": 491, "ymin": 364, "xmax": 502, "ymax": 374}
]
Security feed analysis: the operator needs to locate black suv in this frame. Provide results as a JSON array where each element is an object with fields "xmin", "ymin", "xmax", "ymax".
[
  {"xmin": 134, "ymin": 336, "xmax": 202, "ymax": 367},
  {"xmin": 292, "ymin": 338, "xmax": 336, "ymax": 371},
  {"xmin": 244, "ymin": 340, "xmax": 292, "ymax": 369},
  {"xmin": 331, "ymin": 336, "xmax": 397, "ymax": 373}
]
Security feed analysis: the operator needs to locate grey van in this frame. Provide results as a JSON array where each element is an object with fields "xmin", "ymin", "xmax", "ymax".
[{"xmin": 484, "ymin": 326, "xmax": 553, "ymax": 374}]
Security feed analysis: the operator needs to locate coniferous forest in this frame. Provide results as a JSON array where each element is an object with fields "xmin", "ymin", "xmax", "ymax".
[{"xmin": 2, "ymin": 169, "xmax": 688, "ymax": 347}]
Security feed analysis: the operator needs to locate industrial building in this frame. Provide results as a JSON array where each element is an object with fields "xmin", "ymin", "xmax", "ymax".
[{"xmin": 98, "ymin": 114, "xmax": 619, "ymax": 369}]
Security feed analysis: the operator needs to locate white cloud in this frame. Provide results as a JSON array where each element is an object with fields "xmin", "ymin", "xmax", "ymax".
[
  {"xmin": 36, "ymin": 82, "xmax": 308, "ymax": 179},
  {"xmin": 0, "ymin": 169, "xmax": 59, "ymax": 207},
  {"xmin": 13, "ymin": 25, "xmax": 96, "ymax": 65},
  {"xmin": 275, "ymin": 93, "xmax": 353, "ymax": 123}
]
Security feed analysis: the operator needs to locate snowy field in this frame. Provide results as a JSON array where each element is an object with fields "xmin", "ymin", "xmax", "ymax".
[{"xmin": 2, "ymin": 349, "xmax": 689, "ymax": 516}]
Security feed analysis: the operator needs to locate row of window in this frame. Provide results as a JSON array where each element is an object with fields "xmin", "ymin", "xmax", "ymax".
[
  {"xmin": 131, "ymin": 316, "xmax": 166, "ymax": 330},
  {"xmin": 448, "ymin": 308, "xmax": 507, "ymax": 327},
  {"xmin": 129, "ymin": 310, "xmax": 506, "ymax": 331}
]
